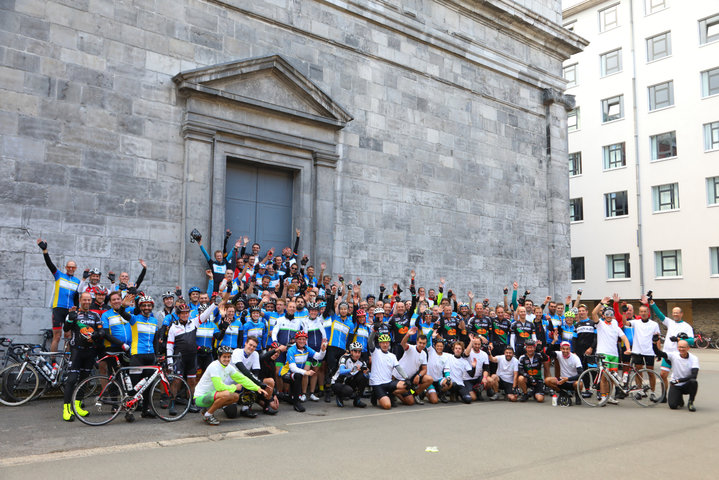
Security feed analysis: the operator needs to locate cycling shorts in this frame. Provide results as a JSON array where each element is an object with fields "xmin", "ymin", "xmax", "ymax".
[
  {"xmin": 631, "ymin": 354, "xmax": 655, "ymax": 368},
  {"xmin": 52, "ymin": 307, "xmax": 69, "ymax": 329},
  {"xmin": 372, "ymin": 381, "xmax": 398, "ymax": 400},
  {"xmin": 309, "ymin": 359, "xmax": 322, "ymax": 368},
  {"xmin": 661, "ymin": 358, "xmax": 671, "ymax": 371},
  {"xmin": 602, "ymin": 354, "xmax": 620, "ymax": 371},
  {"xmin": 274, "ymin": 351, "xmax": 287, "ymax": 368},
  {"xmin": 499, "ymin": 379, "xmax": 515, "ymax": 395},
  {"xmin": 194, "ymin": 391, "xmax": 219, "ymax": 408},
  {"xmin": 174, "ymin": 354, "xmax": 198, "ymax": 378}
]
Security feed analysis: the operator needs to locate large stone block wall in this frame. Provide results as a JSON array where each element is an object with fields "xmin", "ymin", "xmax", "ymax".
[{"xmin": 0, "ymin": 0, "xmax": 584, "ymax": 339}]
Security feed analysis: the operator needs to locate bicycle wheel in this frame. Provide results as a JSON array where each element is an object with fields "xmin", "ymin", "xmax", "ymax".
[
  {"xmin": 576, "ymin": 368, "xmax": 610, "ymax": 407},
  {"xmin": 0, "ymin": 363, "xmax": 40, "ymax": 406},
  {"xmin": 72, "ymin": 375, "xmax": 123, "ymax": 426},
  {"xmin": 628, "ymin": 369, "xmax": 665, "ymax": 407},
  {"xmin": 694, "ymin": 336, "xmax": 709, "ymax": 349},
  {"xmin": 150, "ymin": 374, "xmax": 191, "ymax": 421}
]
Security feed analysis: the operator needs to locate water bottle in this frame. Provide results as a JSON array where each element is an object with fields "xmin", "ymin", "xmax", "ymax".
[
  {"xmin": 50, "ymin": 363, "xmax": 59, "ymax": 380},
  {"xmin": 41, "ymin": 362, "xmax": 52, "ymax": 376},
  {"xmin": 552, "ymin": 393, "xmax": 558, "ymax": 406},
  {"xmin": 123, "ymin": 374, "xmax": 133, "ymax": 392},
  {"xmin": 621, "ymin": 372, "xmax": 628, "ymax": 387},
  {"xmin": 134, "ymin": 377, "xmax": 148, "ymax": 392}
]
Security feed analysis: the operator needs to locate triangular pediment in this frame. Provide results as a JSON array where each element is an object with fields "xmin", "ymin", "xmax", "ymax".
[{"xmin": 173, "ymin": 55, "xmax": 353, "ymax": 128}]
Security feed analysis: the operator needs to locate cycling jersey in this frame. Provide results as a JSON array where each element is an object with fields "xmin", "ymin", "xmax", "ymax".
[
  {"xmin": 490, "ymin": 317, "xmax": 512, "ymax": 346},
  {"xmin": 52, "ymin": 270, "xmax": 80, "ymax": 309},
  {"xmin": 243, "ymin": 319, "xmax": 267, "ymax": 351},
  {"xmin": 558, "ymin": 321, "xmax": 576, "ymax": 349},
  {"xmin": 415, "ymin": 319, "xmax": 436, "ymax": 348},
  {"xmin": 126, "ymin": 310, "xmax": 158, "ymax": 355},
  {"xmin": 390, "ymin": 314, "xmax": 412, "ymax": 343},
  {"xmin": 301, "ymin": 316, "xmax": 327, "ymax": 352},
  {"xmin": 518, "ymin": 352, "xmax": 547, "ymax": 381},
  {"xmin": 439, "ymin": 316, "xmax": 461, "ymax": 342},
  {"xmin": 194, "ymin": 360, "xmax": 259, "ymax": 399},
  {"xmin": 101, "ymin": 309, "xmax": 131, "ymax": 347},
  {"xmin": 294, "ymin": 307, "xmax": 309, "ymax": 324},
  {"xmin": 332, "ymin": 353, "xmax": 368, "ymax": 384},
  {"xmin": 467, "ymin": 315, "xmax": 492, "ymax": 338},
  {"xmin": 195, "ymin": 312, "xmax": 218, "ymax": 350},
  {"xmin": 352, "ymin": 322, "xmax": 370, "ymax": 352},
  {"xmin": 510, "ymin": 320, "xmax": 535, "ymax": 351},
  {"xmin": 326, "ymin": 315, "xmax": 355, "ymax": 349},
  {"xmin": 65, "ymin": 310, "xmax": 104, "ymax": 349},
  {"xmin": 167, "ymin": 319, "xmax": 199, "ymax": 357},
  {"xmin": 574, "ymin": 318, "xmax": 596, "ymax": 353},
  {"xmin": 217, "ymin": 319, "xmax": 243, "ymax": 348},
  {"xmin": 280, "ymin": 344, "xmax": 326, "ymax": 376},
  {"xmin": 272, "ymin": 314, "xmax": 301, "ymax": 346},
  {"xmin": 373, "ymin": 319, "xmax": 393, "ymax": 341}
]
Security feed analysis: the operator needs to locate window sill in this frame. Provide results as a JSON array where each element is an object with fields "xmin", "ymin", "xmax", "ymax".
[
  {"xmin": 654, "ymin": 276, "xmax": 683, "ymax": 280},
  {"xmin": 645, "ymin": 7, "xmax": 669, "ymax": 17},
  {"xmin": 652, "ymin": 208, "xmax": 680, "ymax": 214},
  {"xmin": 570, "ymin": 220, "xmax": 584, "ymax": 224},
  {"xmin": 600, "ymin": 25, "xmax": 621, "ymax": 35},
  {"xmin": 710, "ymin": 274, "xmax": 719, "ymax": 278},
  {"xmin": 649, "ymin": 155, "xmax": 677, "ymax": 164},
  {"xmin": 607, "ymin": 278, "xmax": 631, "ymax": 282},
  {"xmin": 571, "ymin": 279, "xmax": 586, "ymax": 283},
  {"xmin": 701, "ymin": 92, "xmax": 719, "ymax": 100},
  {"xmin": 699, "ymin": 39, "xmax": 719, "ymax": 48},
  {"xmin": 600, "ymin": 70, "xmax": 623, "ymax": 79},
  {"xmin": 647, "ymin": 54, "xmax": 671, "ymax": 64},
  {"xmin": 570, "ymin": 173, "xmax": 583, "ymax": 178},
  {"xmin": 649, "ymin": 104, "xmax": 675, "ymax": 114},
  {"xmin": 605, "ymin": 214, "xmax": 630, "ymax": 220},
  {"xmin": 705, "ymin": 147, "xmax": 719, "ymax": 153},
  {"xmin": 602, "ymin": 117, "xmax": 625, "ymax": 125},
  {"xmin": 708, "ymin": 203, "xmax": 719, "ymax": 208},
  {"xmin": 568, "ymin": 128, "xmax": 581, "ymax": 133},
  {"xmin": 603, "ymin": 165, "xmax": 628, "ymax": 172}
]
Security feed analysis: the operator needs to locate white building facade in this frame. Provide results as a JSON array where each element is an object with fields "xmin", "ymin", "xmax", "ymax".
[{"xmin": 563, "ymin": 0, "xmax": 719, "ymax": 327}]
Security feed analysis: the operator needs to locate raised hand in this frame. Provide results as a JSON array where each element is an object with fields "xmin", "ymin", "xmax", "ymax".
[
  {"xmin": 320, "ymin": 262, "xmax": 326, "ymax": 270},
  {"xmin": 139, "ymin": 259, "xmax": 147, "ymax": 269},
  {"xmin": 512, "ymin": 281, "xmax": 518, "ymax": 290},
  {"xmin": 467, "ymin": 291, "xmax": 474, "ymax": 299},
  {"xmin": 296, "ymin": 228, "xmax": 301, "ymax": 237},
  {"xmin": 206, "ymin": 269, "xmax": 213, "ymax": 278}
]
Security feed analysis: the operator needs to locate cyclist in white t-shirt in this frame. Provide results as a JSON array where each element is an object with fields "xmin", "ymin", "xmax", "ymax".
[
  {"xmin": 368, "ymin": 331, "xmax": 413, "ymax": 410},
  {"xmin": 426, "ymin": 336, "xmax": 452, "ymax": 404},
  {"xmin": 488, "ymin": 344, "xmax": 519, "ymax": 401},
  {"xmin": 544, "ymin": 341, "xmax": 583, "ymax": 405},
  {"xmin": 398, "ymin": 327, "xmax": 434, "ymax": 405},
  {"xmin": 591, "ymin": 299, "xmax": 631, "ymax": 405},
  {"xmin": 653, "ymin": 337, "xmax": 699, "ymax": 411}
]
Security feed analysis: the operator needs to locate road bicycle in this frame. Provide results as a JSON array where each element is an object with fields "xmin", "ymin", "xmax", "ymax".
[
  {"xmin": 71, "ymin": 354, "xmax": 191, "ymax": 426},
  {"xmin": 0, "ymin": 344, "xmax": 72, "ymax": 406},
  {"xmin": 576, "ymin": 354, "xmax": 665, "ymax": 407}
]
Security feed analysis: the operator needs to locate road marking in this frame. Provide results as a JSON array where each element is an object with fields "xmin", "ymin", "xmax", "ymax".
[
  {"xmin": 0, "ymin": 426, "xmax": 286, "ymax": 467},
  {"xmin": 285, "ymin": 404, "xmax": 461, "ymax": 426}
]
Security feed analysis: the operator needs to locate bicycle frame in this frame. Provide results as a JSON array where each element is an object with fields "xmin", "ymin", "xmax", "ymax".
[
  {"xmin": 591, "ymin": 356, "xmax": 655, "ymax": 395},
  {"xmin": 96, "ymin": 360, "xmax": 172, "ymax": 411}
]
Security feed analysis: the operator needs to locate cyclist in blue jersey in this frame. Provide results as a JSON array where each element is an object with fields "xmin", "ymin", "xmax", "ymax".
[
  {"xmin": 301, "ymin": 302, "xmax": 327, "ymax": 401},
  {"xmin": 351, "ymin": 308, "xmax": 371, "ymax": 362},
  {"xmin": 98, "ymin": 291, "xmax": 134, "ymax": 377},
  {"xmin": 558, "ymin": 309, "xmax": 577, "ymax": 350},
  {"xmin": 323, "ymin": 300, "xmax": 355, "ymax": 402},
  {"xmin": 38, "ymin": 238, "xmax": 79, "ymax": 354},
  {"xmin": 331, "ymin": 342, "xmax": 368, "ymax": 408},
  {"xmin": 281, "ymin": 331, "xmax": 327, "ymax": 412},
  {"xmin": 187, "ymin": 286, "xmax": 201, "ymax": 311},
  {"xmin": 193, "ymin": 229, "xmax": 234, "ymax": 292},
  {"xmin": 243, "ymin": 307, "xmax": 268, "ymax": 351},
  {"xmin": 215, "ymin": 303, "xmax": 242, "ymax": 349},
  {"xmin": 272, "ymin": 299, "xmax": 301, "ymax": 392},
  {"xmin": 195, "ymin": 303, "xmax": 219, "ymax": 374}
]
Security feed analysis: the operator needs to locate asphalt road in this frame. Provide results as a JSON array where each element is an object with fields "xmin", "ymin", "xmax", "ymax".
[{"xmin": 2, "ymin": 350, "xmax": 718, "ymax": 479}]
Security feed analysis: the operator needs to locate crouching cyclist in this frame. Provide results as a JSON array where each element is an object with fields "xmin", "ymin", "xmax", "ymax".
[
  {"xmin": 193, "ymin": 345, "xmax": 270, "ymax": 426},
  {"xmin": 544, "ymin": 341, "xmax": 583, "ymax": 405},
  {"xmin": 281, "ymin": 331, "xmax": 327, "ymax": 412},
  {"xmin": 368, "ymin": 331, "xmax": 414, "ymax": 409},
  {"xmin": 331, "ymin": 342, "xmax": 369, "ymax": 408}
]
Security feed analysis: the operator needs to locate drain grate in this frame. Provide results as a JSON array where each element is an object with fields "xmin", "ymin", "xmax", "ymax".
[{"xmin": 244, "ymin": 429, "xmax": 273, "ymax": 437}]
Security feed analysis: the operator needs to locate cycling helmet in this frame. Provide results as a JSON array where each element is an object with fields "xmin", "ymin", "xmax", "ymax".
[
  {"xmin": 422, "ymin": 309, "xmax": 433, "ymax": 318},
  {"xmin": 270, "ymin": 342, "xmax": 280, "ymax": 349},
  {"xmin": 366, "ymin": 294, "xmax": 376, "ymax": 300},
  {"xmin": 88, "ymin": 267, "xmax": 101, "ymax": 275},
  {"xmin": 602, "ymin": 307, "xmax": 614, "ymax": 317},
  {"xmin": 307, "ymin": 302, "xmax": 320, "ymax": 311},
  {"xmin": 458, "ymin": 302, "xmax": 470, "ymax": 309},
  {"xmin": 188, "ymin": 287, "xmax": 201, "ymax": 295},
  {"xmin": 356, "ymin": 309, "xmax": 366, "ymax": 317},
  {"xmin": 349, "ymin": 342, "xmax": 363, "ymax": 351},
  {"xmin": 138, "ymin": 295, "xmax": 154, "ymax": 306},
  {"xmin": 294, "ymin": 331, "xmax": 308, "ymax": 340},
  {"xmin": 247, "ymin": 294, "xmax": 259, "ymax": 301},
  {"xmin": 217, "ymin": 345, "xmax": 233, "ymax": 355},
  {"xmin": 249, "ymin": 306, "xmax": 262, "ymax": 314},
  {"xmin": 198, "ymin": 303, "xmax": 209, "ymax": 313},
  {"xmin": 524, "ymin": 339, "xmax": 536, "ymax": 346},
  {"xmin": 162, "ymin": 291, "xmax": 174, "ymax": 299},
  {"xmin": 377, "ymin": 334, "xmax": 392, "ymax": 343},
  {"xmin": 564, "ymin": 309, "xmax": 576, "ymax": 319},
  {"xmin": 176, "ymin": 304, "xmax": 190, "ymax": 313},
  {"xmin": 373, "ymin": 307, "xmax": 385, "ymax": 315}
]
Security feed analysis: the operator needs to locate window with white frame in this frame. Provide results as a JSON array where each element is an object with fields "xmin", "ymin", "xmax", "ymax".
[
  {"xmin": 645, "ymin": 0, "xmax": 667, "ymax": 15},
  {"xmin": 569, "ymin": 152, "xmax": 582, "ymax": 176},
  {"xmin": 607, "ymin": 253, "xmax": 630, "ymax": 279},
  {"xmin": 704, "ymin": 122, "xmax": 719, "ymax": 151},
  {"xmin": 563, "ymin": 63, "xmax": 578, "ymax": 88},
  {"xmin": 652, "ymin": 183, "xmax": 679, "ymax": 211},
  {"xmin": 605, "ymin": 191, "xmax": 629, "ymax": 217},
  {"xmin": 648, "ymin": 81, "xmax": 674, "ymax": 110},
  {"xmin": 602, "ymin": 95, "xmax": 624, "ymax": 122},
  {"xmin": 571, "ymin": 257, "xmax": 585, "ymax": 281},
  {"xmin": 701, "ymin": 67, "xmax": 719, "ymax": 98},
  {"xmin": 570, "ymin": 198, "xmax": 584, "ymax": 222},
  {"xmin": 707, "ymin": 176, "xmax": 719, "ymax": 205},
  {"xmin": 600, "ymin": 49, "xmax": 622, "ymax": 76},
  {"xmin": 650, "ymin": 131, "xmax": 677, "ymax": 160},
  {"xmin": 568, "ymin": 108, "xmax": 579, "ymax": 132},
  {"xmin": 646, "ymin": 32, "xmax": 671, "ymax": 61},
  {"xmin": 699, "ymin": 14, "xmax": 719, "ymax": 45},
  {"xmin": 655, "ymin": 249, "xmax": 682, "ymax": 277},
  {"xmin": 599, "ymin": 4, "xmax": 619, "ymax": 32},
  {"xmin": 603, "ymin": 142, "xmax": 626, "ymax": 169},
  {"xmin": 711, "ymin": 247, "xmax": 719, "ymax": 275}
]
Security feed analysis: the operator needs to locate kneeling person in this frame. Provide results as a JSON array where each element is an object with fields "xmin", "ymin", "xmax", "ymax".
[
  {"xmin": 331, "ymin": 342, "xmax": 369, "ymax": 408},
  {"xmin": 544, "ymin": 341, "xmax": 583, "ymax": 405},
  {"xmin": 517, "ymin": 340, "xmax": 548, "ymax": 402},
  {"xmin": 369, "ymin": 332, "xmax": 413, "ymax": 410},
  {"xmin": 397, "ymin": 327, "xmax": 434, "ymax": 405},
  {"xmin": 488, "ymin": 345, "xmax": 519, "ymax": 402},
  {"xmin": 193, "ymin": 345, "xmax": 268, "ymax": 425}
]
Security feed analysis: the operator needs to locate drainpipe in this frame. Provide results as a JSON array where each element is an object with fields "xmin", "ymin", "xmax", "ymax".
[{"xmin": 629, "ymin": 0, "xmax": 645, "ymax": 296}]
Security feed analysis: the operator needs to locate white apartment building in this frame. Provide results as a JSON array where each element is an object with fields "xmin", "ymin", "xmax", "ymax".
[{"xmin": 562, "ymin": 0, "xmax": 719, "ymax": 326}]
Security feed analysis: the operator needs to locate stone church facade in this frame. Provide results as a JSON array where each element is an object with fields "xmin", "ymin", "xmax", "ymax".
[{"xmin": 0, "ymin": 0, "xmax": 585, "ymax": 336}]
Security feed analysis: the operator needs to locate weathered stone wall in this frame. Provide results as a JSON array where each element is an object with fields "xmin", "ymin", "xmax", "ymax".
[{"xmin": 0, "ymin": 0, "xmax": 584, "ymax": 339}]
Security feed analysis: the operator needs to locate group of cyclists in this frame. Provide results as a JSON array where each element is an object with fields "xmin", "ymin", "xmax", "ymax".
[{"xmin": 34, "ymin": 228, "xmax": 701, "ymax": 426}]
